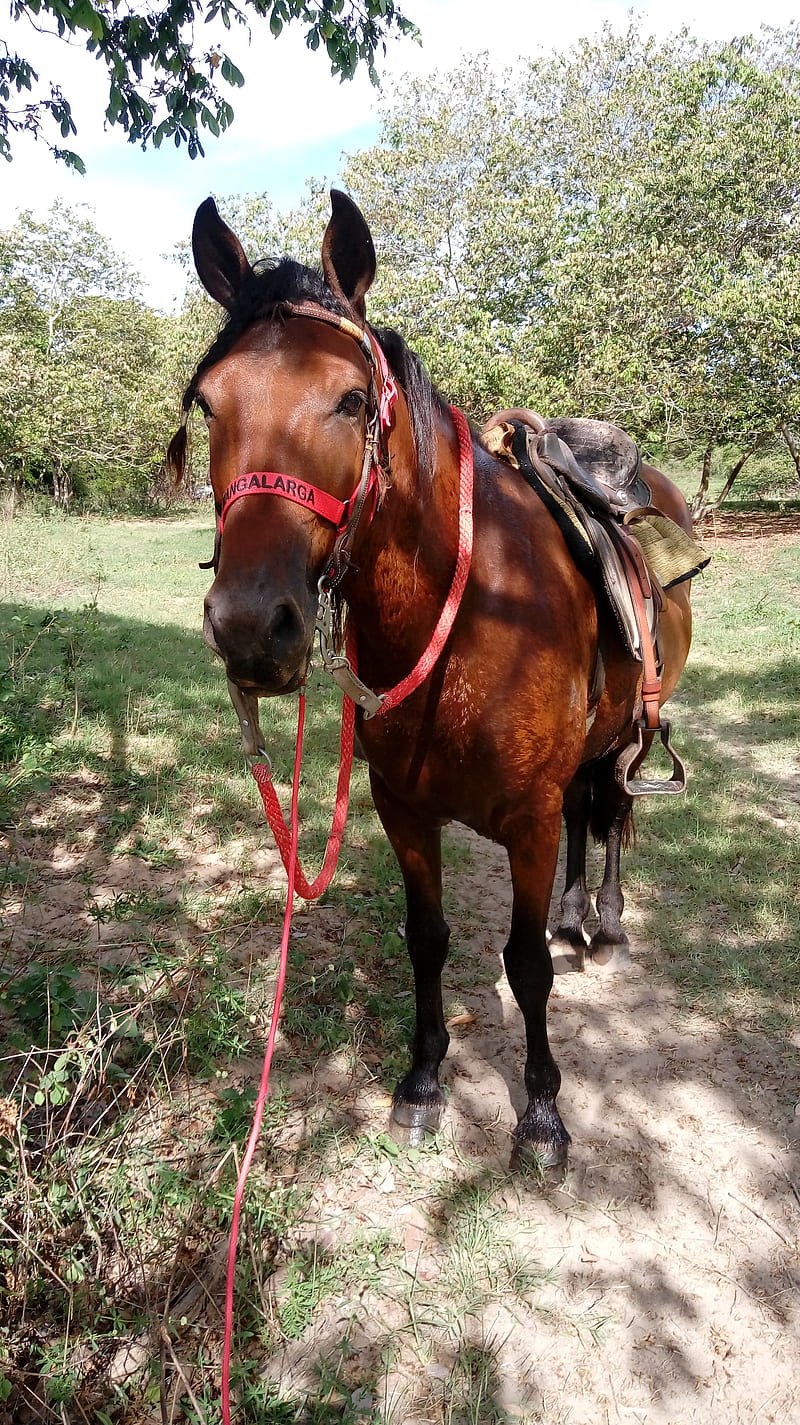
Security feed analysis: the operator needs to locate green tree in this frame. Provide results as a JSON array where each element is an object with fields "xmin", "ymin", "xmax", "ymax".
[
  {"xmin": 333, "ymin": 24, "xmax": 800, "ymax": 508},
  {"xmin": 1, "ymin": 0, "xmax": 419, "ymax": 171},
  {"xmin": 517, "ymin": 25, "xmax": 800, "ymax": 508},
  {"xmin": 343, "ymin": 63, "xmax": 553, "ymax": 415},
  {"xmin": 0, "ymin": 202, "xmax": 174, "ymax": 509}
]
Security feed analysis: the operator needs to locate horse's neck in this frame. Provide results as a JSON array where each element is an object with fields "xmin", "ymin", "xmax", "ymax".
[{"xmin": 344, "ymin": 410, "xmax": 463, "ymax": 668}]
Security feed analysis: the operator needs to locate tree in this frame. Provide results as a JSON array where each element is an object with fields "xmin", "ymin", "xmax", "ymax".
[
  {"xmin": 513, "ymin": 25, "xmax": 800, "ymax": 509},
  {"xmin": 333, "ymin": 24, "xmax": 800, "ymax": 508},
  {"xmin": 0, "ymin": 202, "xmax": 174, "ymax": 508},
  {"xmin": 1, "ymin": 0, "xmax": 418, "ymax": 171},
  {"xmin": 342, "ymin": 64, "xmax": 556, "ymax": 415}
]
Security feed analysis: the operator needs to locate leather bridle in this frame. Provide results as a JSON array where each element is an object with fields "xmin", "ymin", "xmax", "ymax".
[{"xmin": 209, "ymin": 300, "xmax": 398, "ymax": 590}]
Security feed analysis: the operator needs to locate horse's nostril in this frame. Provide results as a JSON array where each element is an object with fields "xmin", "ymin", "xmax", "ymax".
[
  {"xmin": 268, "ymin": 599, "xmax": 304, "ymax": 655},
  {"xmin": 271, "ymin": 602, "xmax": 295, "ymax": 639},
  {"xmin": 203, "ymin": 601, "xmax": 221, "ymax": 651}
]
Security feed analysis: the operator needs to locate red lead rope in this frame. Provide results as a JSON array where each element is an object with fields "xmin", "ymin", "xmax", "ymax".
[
  {"xmin": 220, "ymin": 693, "xmax": 354, "ymax": 1423},
  {"xmin": 220, "ymin": 407, "xmax": 473, "ymax": 1423},
  {"xmin": 368, "ymin": 405, "xmax": 474, "ymax": 715},
  {"xmin": 251, "ymin": 695, "xmax": 356, "ymax": 898}
]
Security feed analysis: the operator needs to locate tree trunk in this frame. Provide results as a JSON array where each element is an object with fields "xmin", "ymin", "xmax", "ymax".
[
  {"xmin": 779, "ymin": 423, "xmax": 800, "ymax": 483},
  {"xmin": 52, "ymin": 460, "xmax": 73, "ymax": 510},
  {"xmin": 691, "ymin": 440, "xmax": 715, "ymax": 520},
  {"xmin": 712, "ymin": 431, "xmax": 770, "ymax": 511}
]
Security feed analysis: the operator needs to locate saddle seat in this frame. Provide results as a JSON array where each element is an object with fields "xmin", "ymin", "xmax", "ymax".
[
  {"xmin": 484, "ymin": 408, "xmax": 651, "ymax": 517},
  {"xmin": 543, "ymin": 416, "xmax": 652, "ymax": 515}
]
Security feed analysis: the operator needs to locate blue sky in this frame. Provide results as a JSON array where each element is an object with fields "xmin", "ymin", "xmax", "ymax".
[{"xmin": 2, "ymin": 0, "xmax": 797, "ymax": 310}]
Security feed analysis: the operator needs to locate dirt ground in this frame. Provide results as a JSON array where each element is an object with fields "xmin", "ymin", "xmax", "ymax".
[
  {"xmin": 6, "ymin": 822, "xmax": 799, "ymax": 1425},
  {"xmin": 252, "ymin": 818, "xmax": 798, "ymax": 1425},
  {"xmin": 2, "ymin": 509, "xmax": 799, "ymax": 1425}
]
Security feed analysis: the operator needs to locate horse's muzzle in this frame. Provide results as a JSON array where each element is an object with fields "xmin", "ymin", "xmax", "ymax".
[{"xmin": 203, "ymin": 590, "xmax": 312, "ymax": 695}]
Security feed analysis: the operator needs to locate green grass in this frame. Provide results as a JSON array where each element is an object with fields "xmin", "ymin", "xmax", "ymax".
[
  {"xmin": 0, "ymin": 506, "xmax": 798, "ymax": 1422},
  {"xmin": 622, "ymin": 536, "xmax": 800, "ymax": 1030}
]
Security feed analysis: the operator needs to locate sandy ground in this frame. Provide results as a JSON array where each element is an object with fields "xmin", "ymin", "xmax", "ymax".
[
  {"xmin": 4, "ymin": 810, "xmax": 798, "ymax": 1424},
  {"xmin": 2, "ymin": 509, "xmax": 798, "ymax": 1424},
  {"xmin": 246, "ymin": 813, "xmax": 798, "ymax": 1425}
]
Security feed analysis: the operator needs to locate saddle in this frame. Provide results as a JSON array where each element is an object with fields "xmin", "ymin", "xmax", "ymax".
[{"xmin": 482, "ymin": 410, "xmax": 710, "ymax": 795}]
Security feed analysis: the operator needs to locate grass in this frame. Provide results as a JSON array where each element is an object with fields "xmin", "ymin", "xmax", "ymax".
[
  {"xmin": 0, "ymin": 503, "xmax": 798, "ymax": 1421},
  {"xmin": 619, "ymin": 525, "xmax": 800, "ymax": 1030}
]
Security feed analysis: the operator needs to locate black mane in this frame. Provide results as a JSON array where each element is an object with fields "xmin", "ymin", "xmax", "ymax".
[{"xmin": 168, "ymin": 258, "xmax": 447, "ymax": 484}]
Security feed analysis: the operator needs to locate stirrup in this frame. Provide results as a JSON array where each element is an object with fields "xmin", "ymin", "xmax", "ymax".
[{"xmin": 615, "ymin": 717, "xmax": 687, "ymax": 797}]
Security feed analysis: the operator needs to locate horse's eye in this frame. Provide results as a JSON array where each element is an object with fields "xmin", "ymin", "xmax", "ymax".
[{"xmin": 337, "ymin": 389, "xmax": 367, "ymax": 418}]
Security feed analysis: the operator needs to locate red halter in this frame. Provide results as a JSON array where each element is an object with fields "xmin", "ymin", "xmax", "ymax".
[
  {"xmin": 215, "ymin": 304, "xmax": 398, "ymax": 553},
  {"xmin": 218, "ymin": 467, "xmax": 371, "ymax": 532}
]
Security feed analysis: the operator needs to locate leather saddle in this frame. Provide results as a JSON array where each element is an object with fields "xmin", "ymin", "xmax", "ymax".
[
  {"xmin": 483, "ymin": 408, "xmax": 652, "ymax": 517},
  {"xmin": 481, "ymin": 409, "xmax": 707, "ymax": 796},
  {"xmin": 537, "ymin": 416, "xmax": 652, "ymax": 516}
]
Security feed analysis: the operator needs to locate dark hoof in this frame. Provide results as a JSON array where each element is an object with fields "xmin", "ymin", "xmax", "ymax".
[
  {"xmin": 510, "ymin": 1137, "xmax": 569, "ymax": 1178},
  {"xmin": 389, "ymin": 1096, "xmax": 445, "ymax": 1148},
  {"xmin": 589, "ymin": 936, "xmax": 631, "ymax": 970}
]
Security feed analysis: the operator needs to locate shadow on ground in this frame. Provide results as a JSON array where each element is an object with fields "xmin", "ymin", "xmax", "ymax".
[{"xmin": 1, "ymin": 582, "xmax": 799, "ymax": 1422}]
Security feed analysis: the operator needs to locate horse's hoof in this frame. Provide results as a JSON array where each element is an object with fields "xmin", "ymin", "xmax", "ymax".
[
  {"xmin": 589, "ymin": 937, "xmax": 631, "ymax": 970},
  {"xmin": 510, "ymin": 1137, "xmax": 569, "ymax": 1179},
  {"xmin": 389, "ymin": 1097, "xmax": 445, "ymax": 1148}
]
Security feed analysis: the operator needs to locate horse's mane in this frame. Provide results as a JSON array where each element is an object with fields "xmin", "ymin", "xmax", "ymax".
[{"xmin": 167, "ymin": 258, "xmax": 447, "ymax": 484}]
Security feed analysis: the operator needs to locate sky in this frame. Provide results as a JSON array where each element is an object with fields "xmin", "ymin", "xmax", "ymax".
[{"xmin": 2, "ymin": 0, "xmax": 797, "ymax": 311}]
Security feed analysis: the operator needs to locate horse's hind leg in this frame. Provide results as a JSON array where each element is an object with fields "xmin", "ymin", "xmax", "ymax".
[
  {"xmin": 504, "ymin": 807, "xmax": 571, "ymax": 1168},
  {"xmin": 552, "ymin": 766, "xmax": 592, "ymax": 969},
  {"xmin": 369, "ymin": 771, "xmax": 450, "ymax": 1145},
  {"xmin": 589, "ymin": 760, "xmax": 633, "ymax": 968}
]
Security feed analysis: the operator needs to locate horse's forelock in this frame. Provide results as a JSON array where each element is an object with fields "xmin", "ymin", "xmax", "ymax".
[{"xmin": 171, "ymin": 258, "xmax": 447, "ymax": 486}]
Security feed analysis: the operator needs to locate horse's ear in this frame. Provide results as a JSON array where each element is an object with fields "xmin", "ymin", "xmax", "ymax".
[
  {"xmin": 321, "ymin": 190, "xmax": 376, "ymax": 321},
  {"xmin": 192, "ymin": 197, "xmax": 253, "ymax": 311}
]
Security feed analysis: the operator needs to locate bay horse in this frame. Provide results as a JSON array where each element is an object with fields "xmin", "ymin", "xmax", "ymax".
[{"xmin": 170, "ymin": 191, "xmax": 694, "ymax": 1167}]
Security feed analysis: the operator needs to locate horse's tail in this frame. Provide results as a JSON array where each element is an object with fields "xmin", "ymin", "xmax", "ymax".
[{"xmin": 587, "ymin": 752, "xmax": 636, "ymax": 848}]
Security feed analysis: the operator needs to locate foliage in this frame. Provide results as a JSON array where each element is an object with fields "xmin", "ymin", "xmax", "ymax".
[
  {"xmin": 4, "ymin": 23, "xmax": 800, "ymax": 514},
  {"xmin": 0, "ymin": 202, "xmax": 176, "ymax": 510},
  {"xmin": 332, "ymin": 22, "xmax": 800, "ymax": 506},
  {"xmin": 1, "ymin": 0, "xmax": 419, "ymax": 170}
]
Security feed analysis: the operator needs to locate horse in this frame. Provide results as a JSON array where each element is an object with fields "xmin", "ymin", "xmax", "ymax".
[{"xmin": 169, "ymin": 190, "xmax": 695, "ymax": 1167}]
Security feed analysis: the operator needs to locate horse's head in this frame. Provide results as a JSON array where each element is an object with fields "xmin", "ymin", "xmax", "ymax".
[{"xmin": 171, "ymin": 191, "xmax": 394, "ymax": 696}]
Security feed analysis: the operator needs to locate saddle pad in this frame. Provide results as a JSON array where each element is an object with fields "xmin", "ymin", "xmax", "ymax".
[{"xmin": 623, "ymin": 509, "xmax": 710, "ymax": 589}]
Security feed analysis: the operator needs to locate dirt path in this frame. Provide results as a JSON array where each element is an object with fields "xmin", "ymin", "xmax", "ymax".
[
  {"xmin": 2, "ymin": 508, "xmax": 798, "ymax": 1424},
  {"xmin": 5, "ymin": 808, "xmax": 797, "ymax": 1423},
  {"xmin": 258, "ymin": 817, "xmax": 798, "ymax": 1425}
]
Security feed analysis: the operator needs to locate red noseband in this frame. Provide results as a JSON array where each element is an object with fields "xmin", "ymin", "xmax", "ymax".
[{"xmin": 217, "ymin": 468, "xmax": 375, "ymax": 533}]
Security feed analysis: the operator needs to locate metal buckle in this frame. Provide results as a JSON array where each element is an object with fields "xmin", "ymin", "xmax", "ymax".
[
  {"xmin": 315, "ymin": 580, "xmax": 384, "ymax": 717},
  {"xmin": 226, "ymin": 679, "xmax": 270, "ymax": 769},
  {"xmin": 615, "ymin": 717, "xmax": 687, "ymax": 797}
]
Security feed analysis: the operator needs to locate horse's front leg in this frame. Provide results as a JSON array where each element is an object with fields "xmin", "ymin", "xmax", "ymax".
[
  {"xmin": 369, "ymin": 770, "xmax": 450, "ymax": 1144},
  {"xmin": 503, "ymin": 807, "xmax": 571, "ymax": 1167}
]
